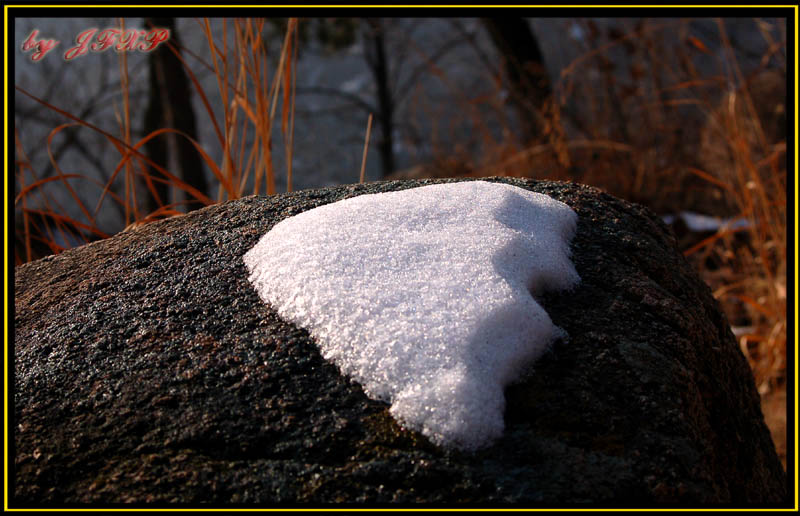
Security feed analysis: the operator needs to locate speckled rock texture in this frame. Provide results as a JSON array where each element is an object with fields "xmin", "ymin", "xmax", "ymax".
[{"xmin": 13, "ymin": 178, "xmax": 786, "ymax": 507}]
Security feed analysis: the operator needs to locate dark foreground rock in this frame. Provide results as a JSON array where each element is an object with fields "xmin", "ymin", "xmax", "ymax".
[{"xmin": 13, "ymin": 178, "xmax": 786, "ymax": 506}]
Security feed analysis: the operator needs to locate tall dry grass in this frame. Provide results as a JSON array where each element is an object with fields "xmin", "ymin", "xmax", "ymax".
[
  {"xmin": 15, "ymin": 17, "xmax": 300, "ymax": 263},
  {"xmin": 556, "ymin": 19, "xmax": 788, "ymax": 401}
]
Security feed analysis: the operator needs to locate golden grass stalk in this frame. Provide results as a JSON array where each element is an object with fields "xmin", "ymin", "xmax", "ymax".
[
  {"xmin": 360, "ymin": 113, "xmax": 374, "ymax": 183},
  {"xmin": 116, "ymin": 17, "xmax": 139, "ymax": 225},
  {"xmin": 200, "ymin": 18, "xmax": 299, "ymax": 198},
  {"xmin": 15, "ymin": 17, "xmax": 300, "ymax": 264}
]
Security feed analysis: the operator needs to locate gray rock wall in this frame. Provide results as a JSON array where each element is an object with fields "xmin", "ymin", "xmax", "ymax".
[{"xmin": 13, "ymin": 178, "xmax": 786, "ymax": 505}]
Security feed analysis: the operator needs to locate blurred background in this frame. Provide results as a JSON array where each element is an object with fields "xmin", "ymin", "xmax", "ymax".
[{"xmin": 13, "ymin": 16, "xmax": 788, "ymax": 467}]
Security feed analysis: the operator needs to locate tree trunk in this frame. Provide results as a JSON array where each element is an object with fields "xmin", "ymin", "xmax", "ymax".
[
  {"xmin": 364, "ymin": 18, "xmax": 395, "ymax": 177},
  {"xmin": 481, "ymin": 18, "xmax": 551, "ymax": 143},
  {"xmin": 143, "ymin": 17, "xmax": 207, "ymax": 217}
]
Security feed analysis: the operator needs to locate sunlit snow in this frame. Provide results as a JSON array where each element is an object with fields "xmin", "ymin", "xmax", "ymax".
[{"xmin": 244, "ymin": 181, "xmax": 580, "ymax": 450}]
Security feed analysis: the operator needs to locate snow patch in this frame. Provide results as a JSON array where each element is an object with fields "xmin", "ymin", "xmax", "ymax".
[
  {"xmin": 662, "ymin": 211, "xmax": 752, "ymax": 232},
  {"xmin": 244, "ymin": 181, "xmax": 580, "ymax": 450}
]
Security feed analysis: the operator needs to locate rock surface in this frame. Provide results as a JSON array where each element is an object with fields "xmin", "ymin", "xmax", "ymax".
[{"xmin": 13, "ymin": 178, "xmax": 786, "ymax": 506}]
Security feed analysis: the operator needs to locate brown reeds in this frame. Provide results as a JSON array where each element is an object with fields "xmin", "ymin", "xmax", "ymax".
[{"xmin": 15, "ymin": 17, "xmax": 300, "ymax": 263}]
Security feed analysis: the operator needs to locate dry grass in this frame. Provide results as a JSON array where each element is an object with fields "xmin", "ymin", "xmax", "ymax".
[{"xmin": 15, "ymin": 17, "xmax": 299, "ymax": 263}]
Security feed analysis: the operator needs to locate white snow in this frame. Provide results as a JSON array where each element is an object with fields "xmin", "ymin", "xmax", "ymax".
[
  {"xmin": 661, "ymin": 211, "xmax": 752, "ymax": 232},
  {"xmin": 244, "ymin": 181, "xmax": 580, "ymax": 451}
]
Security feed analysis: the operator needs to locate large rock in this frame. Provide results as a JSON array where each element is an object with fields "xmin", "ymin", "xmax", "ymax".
[{"xmin": 13, "ymin": 178, "xmax": 786, "ymax": 505}]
